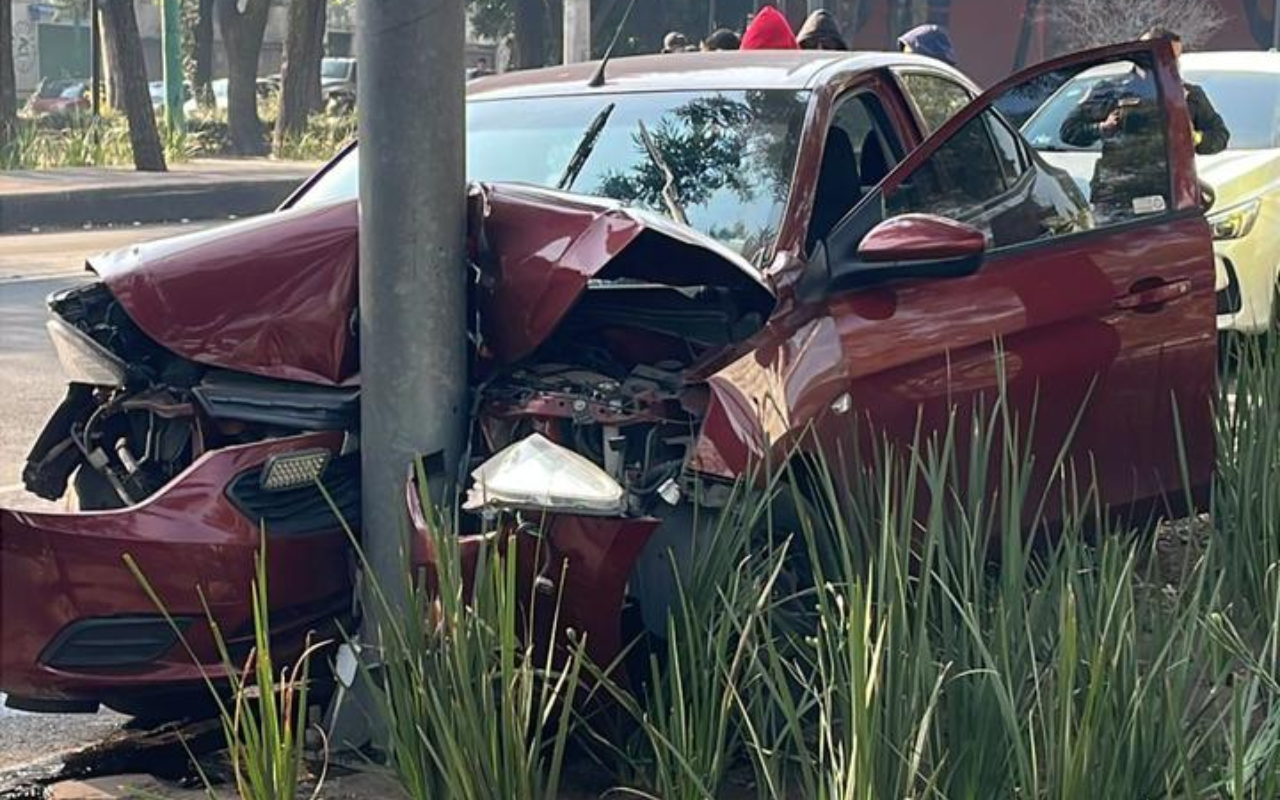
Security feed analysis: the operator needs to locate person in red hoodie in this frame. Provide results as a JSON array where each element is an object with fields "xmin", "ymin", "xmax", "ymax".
[{"xmin": 741, "ymin": 5, "xmax": 797, "ymax": 50}]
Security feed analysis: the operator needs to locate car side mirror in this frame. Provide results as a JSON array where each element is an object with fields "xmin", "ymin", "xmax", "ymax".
[{"xmin": 828, "ymin": 214, "xmax": 986, "ymax": 291}]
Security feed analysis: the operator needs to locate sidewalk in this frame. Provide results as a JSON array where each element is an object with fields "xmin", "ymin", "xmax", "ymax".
[{"xmin": 0, "ymin": 159, "xmax": 323, "ymax": 233}]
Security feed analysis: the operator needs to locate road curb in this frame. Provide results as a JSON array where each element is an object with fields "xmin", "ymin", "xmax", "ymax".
[{"xmin": 0, "ymin": 178, "xmax": 303, "ymax": 233}]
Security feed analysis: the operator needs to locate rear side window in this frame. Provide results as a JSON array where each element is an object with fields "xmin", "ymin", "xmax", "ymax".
[{"xmin": 898, "ymin": 73, "xmax": 972, "ymax": 134}]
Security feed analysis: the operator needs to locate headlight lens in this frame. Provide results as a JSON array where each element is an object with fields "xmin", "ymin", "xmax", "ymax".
[
  {"xmin": 464, "ymin": 433, "xmax": 626, "ymax": 516},
  {"xmin": 1208, "ymin": 198, "xmax": 1262, "ymax": 240},
  {"xmin": 46, "ymin": 317, "xmax": 127, "ymax": 386}
]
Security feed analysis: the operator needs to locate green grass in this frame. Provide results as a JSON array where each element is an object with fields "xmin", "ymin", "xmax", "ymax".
[
  {"xmin": 1, "ymin": 105, "xmax": 352, "ymax": 169},
  {"xmin": 124, "ymin": 336, "xmax": 1280, "ymax": 799},
  {"xmin": 127, "ymin": 545, "xmax": 328, "ymax": 800},
  {"xmin": 338, "ymin": 468, "xmax": 584, "ymax": 800}
]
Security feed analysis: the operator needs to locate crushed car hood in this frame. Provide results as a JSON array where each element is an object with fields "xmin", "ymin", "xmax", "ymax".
[
  {"xmin": 92, "ymin": 183, "xmax": 770, "ymax": 385},
  {"xmin": 470, "ymin": 183, "xmax": 770, "ymax": 364},
  {"xmin": 93, "ymin": 201, "xmax": 362, "ymax": 386}
]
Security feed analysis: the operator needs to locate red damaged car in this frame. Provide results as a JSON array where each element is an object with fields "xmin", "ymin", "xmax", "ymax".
[{"xmin": 1, "ymin": 42, "xmax": 1215, "ymax": 715}]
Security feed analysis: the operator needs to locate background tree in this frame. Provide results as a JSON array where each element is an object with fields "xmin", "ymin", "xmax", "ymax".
[
  {"xmin": 216, "ymin": 0, "xmax": 271, "ymax": 155},
  {"xmin": 1048, "ymin": 0, "xmax": 1225, "ymax": 50},
  {"xmin": 99, "ymin": 0, "xmax": 166, "ymax": 170},
  {"xmin": 188, "ymin": 0, "xmax": 217, "ymax": 108},
  {"xmin": 274, "ymin": 0, "xmax": 325, "ymax": 150},
  {"xmin": 1, "ymin": 0, "xmax": 17, "ymax": 150}
]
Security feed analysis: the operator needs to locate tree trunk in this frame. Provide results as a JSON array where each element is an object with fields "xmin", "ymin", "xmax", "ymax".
[
  {"xmin": 100, "ymin": 0, "xmax": 166, "ymax": 171},
  {"xmin": 102, "ymin": 20, "xmax": 127, "ymax": 112},
  {"xmin": 1011, "ymin": 0, "xmax": 1040, "ymax": 70},
  {"xmin": 193, "ymin": 0, "xmax": 216, "ymax": 107},
  {"xmin": 216, "ymin": 0, "xmax": 271, "ymax": 156},
  {"xmin": 1, "ymin": 0, "xmax": 16, "ymax": 148},
  {"xmin": 274, "ymin": 0, "xmax": 325, "ymax": 150},
  {"xmin": 514, "ymin": 0, "xmax": 545, "ymax": 69}
]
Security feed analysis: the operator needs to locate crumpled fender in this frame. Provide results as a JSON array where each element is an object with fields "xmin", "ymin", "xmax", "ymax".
[{"xmin": 407, "ymin": 477, "xmax": 658, "ymax": 670}]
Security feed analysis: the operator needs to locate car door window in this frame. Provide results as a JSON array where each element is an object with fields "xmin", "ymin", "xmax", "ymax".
[
  {"xmin": 898, "ymin": 72, "xmax": 973, "ymax": 134},
  {"xmin": 808, "ymin": 92, "xmax": 903, "ymax": 251},
  {"xmin": 884, "ymin": 53, "xmax": 1172, "ymax": 249}
]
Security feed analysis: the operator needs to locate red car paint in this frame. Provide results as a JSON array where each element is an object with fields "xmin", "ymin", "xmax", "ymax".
[
  {"xmin": 0, "ymin": 433, "xmax": 350, "ymax": 705},
  {"xmin": 1, "ymin": 42, "xmax": 1216, "ymax": 712},
  {"xmin": 857, "ymin": 214, "xmax": 987, "ymax": 262},
  {"xmin": 406, "ymin": 482, "xmax": 658, "ymax": 671},
  {"xmin": 94, "ymin": 202, "xmax": 361, "ymax": 386}
]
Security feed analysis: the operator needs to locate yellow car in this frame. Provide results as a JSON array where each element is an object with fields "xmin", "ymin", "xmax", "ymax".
[
  {"xmin": 1022, "ymin": 51, "xmax": 1280, "ymax": 335},
  {"xmin": 1183, "ymin": 52, "xmax": 1280, "ymax": 335}
]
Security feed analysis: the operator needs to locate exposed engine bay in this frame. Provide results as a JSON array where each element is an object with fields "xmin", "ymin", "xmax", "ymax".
[{"xmin": 24, "ymin": 265, "xmax": 771, "ymax": 519}]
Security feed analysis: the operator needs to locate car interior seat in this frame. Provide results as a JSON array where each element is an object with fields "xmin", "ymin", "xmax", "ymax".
[
  {"xmin": 859, "ymin": 131, "xmax": 891, "ymax": 191},
  {"xmin": 807, "ymin": 126, "xmax": 861, "ymax": 253}
]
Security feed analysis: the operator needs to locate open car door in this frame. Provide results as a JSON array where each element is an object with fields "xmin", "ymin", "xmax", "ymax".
[{"xmin": 806, "ymin": 39, "xmax": 1214, "ymax": 517}]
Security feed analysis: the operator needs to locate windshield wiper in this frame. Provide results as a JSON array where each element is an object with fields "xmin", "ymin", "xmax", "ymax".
[
  {"xmin": 556, "ymin": 102, "xmax": 616, "ymax": 193},
  {"xmin": 636, "ymin": 120, "xmax": 688, "ymax": 227}
]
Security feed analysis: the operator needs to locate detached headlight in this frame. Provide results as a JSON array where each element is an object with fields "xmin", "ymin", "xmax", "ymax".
[
  {"xmin": 46, "ymin": 317, "xmax": 127, "ymax": 386},
  {"xmin": 1208, "ymin": 198, "xmax": 1262, "ymax": 240},
  {"xmin": 464, "ymin": 433, "xmax": 626, "ymax": 516}
]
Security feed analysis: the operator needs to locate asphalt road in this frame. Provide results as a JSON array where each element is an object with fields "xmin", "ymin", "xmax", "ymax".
[{"xmin": 0, "ymin": 224, "xmax": 206, "ymax": 782}]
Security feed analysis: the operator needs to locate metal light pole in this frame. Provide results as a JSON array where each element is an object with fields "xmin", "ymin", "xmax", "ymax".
[
  {"xmin": 564, "ymin": 0, "xmax": 591, "ymax": 63},
  {"xmin": 339, "ymin": 0, "xmax": 467, "ymax": 746},
  {"xmin": 161, "ymin": 0, "xmax": 183, "ymax": 130},
  {"xmin": 1273, "ymin": 0, "xmax": 1280, "ymax": 50},
  {"xmin": 90, "ymin": 0, "xmax": 101, "ymax": 117}
]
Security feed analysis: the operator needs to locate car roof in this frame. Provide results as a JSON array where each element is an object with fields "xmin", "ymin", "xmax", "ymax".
[
  {"xmin": 467, "ymin": 50, "xmax": 971, "ymax": 100},
  {"xmin": 1179, "ymin": 50, "xmax": 1280, "ymax": 74}
]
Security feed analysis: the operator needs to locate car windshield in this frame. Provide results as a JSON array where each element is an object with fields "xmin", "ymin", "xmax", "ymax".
[
  {"xmin": 1022, "ymin": 65, "xmax": 1280, "ymax": 152},
  {"xmin": 293, "ymin": 89, "xmax": 811, "ymax": 261},
  {"xmin": 1180, "ymin": 69, "xmax": 1280, "ymax": 150},
  {"xmin": 322, "ymin": 59, "xmax": 352, "ymax": 80}
]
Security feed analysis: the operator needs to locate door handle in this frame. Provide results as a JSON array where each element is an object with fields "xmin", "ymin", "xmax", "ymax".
[{"xmin": 1114, "ymin": 279, "xmax": 1191, "ymax": 311}]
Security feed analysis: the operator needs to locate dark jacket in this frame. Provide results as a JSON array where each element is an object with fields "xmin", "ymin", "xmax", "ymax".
[
  {"xmin": 1185, "ymin": 82, "xmax": 1229, "ymax": 155},
  {"xmin": 797, "ymin": 10, "xmax": 848, "ymax": 50},
  {"xmin": 897, "ymin": 24, "xmax": 957, "ymax": 66},
  {"xmin": 1059, "ymin": 71, "xmax": 1168, "ymax": 220}
]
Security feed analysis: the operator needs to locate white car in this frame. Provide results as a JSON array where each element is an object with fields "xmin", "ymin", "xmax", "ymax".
[{"xmin": 1021, "ymin": 51, "xmax": 1280, "ymax": 335}]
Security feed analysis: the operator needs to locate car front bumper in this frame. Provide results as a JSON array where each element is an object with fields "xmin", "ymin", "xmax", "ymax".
[
  {"xmin": 0, "ymin": 432, "xmax": 353, "ymax": 711},
  {"xmin": 1215, "ymin": 230, "xmax": 1278, "ymax": 336}
]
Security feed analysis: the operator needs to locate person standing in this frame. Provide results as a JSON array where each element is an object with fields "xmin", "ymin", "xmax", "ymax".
[
  {"xmin": 662, "ymin": 31, "xmax": 691, "ymax": 53},
  {"xmin": 897, "ymin": 24, "xmax": 958, "ymax": 67},
  {"xmin": 797, "ymin": 10, "xmax": 848, "ymax": 50},
  {"xmin": 702, "ymin": 28, "xmax": 742, "ymax": 51},
  {"xmin": 1140, "ymin": 27, "xmax": 1229, "ymax": 155},
  {"xmin": 741, "ymin": 5, "xmax": 797, "ymax": 50}
]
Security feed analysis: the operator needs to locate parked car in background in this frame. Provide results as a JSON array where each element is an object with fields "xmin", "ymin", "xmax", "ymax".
[
  {"xmin": 149, "ymin": 81, "xmax": 194, "ymax": 114},
  {"xmin": 1022, "ymin": 51, "xmax": 1280, "ymax": 335},
  {"xmin": 2, "ymin": 42, "xmax": 1216, "ymax": 718},
  {"xmin": 321, "ymin": 57, "xmax": 356, "ymax": 104},
  {"xmin": 26, "ymin": 78, "xmax": 89, "ymax": 118}
]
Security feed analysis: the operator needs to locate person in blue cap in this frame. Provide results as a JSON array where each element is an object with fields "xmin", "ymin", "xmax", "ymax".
[{"xmin": 898, "ymin": 24, "xmax": 958, "ymax": 67}]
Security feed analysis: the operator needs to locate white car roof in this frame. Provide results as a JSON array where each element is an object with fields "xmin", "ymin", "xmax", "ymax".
[{"xmin": 1180, "ymin": 50, "xmax": 1280, "ymax": 74}]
